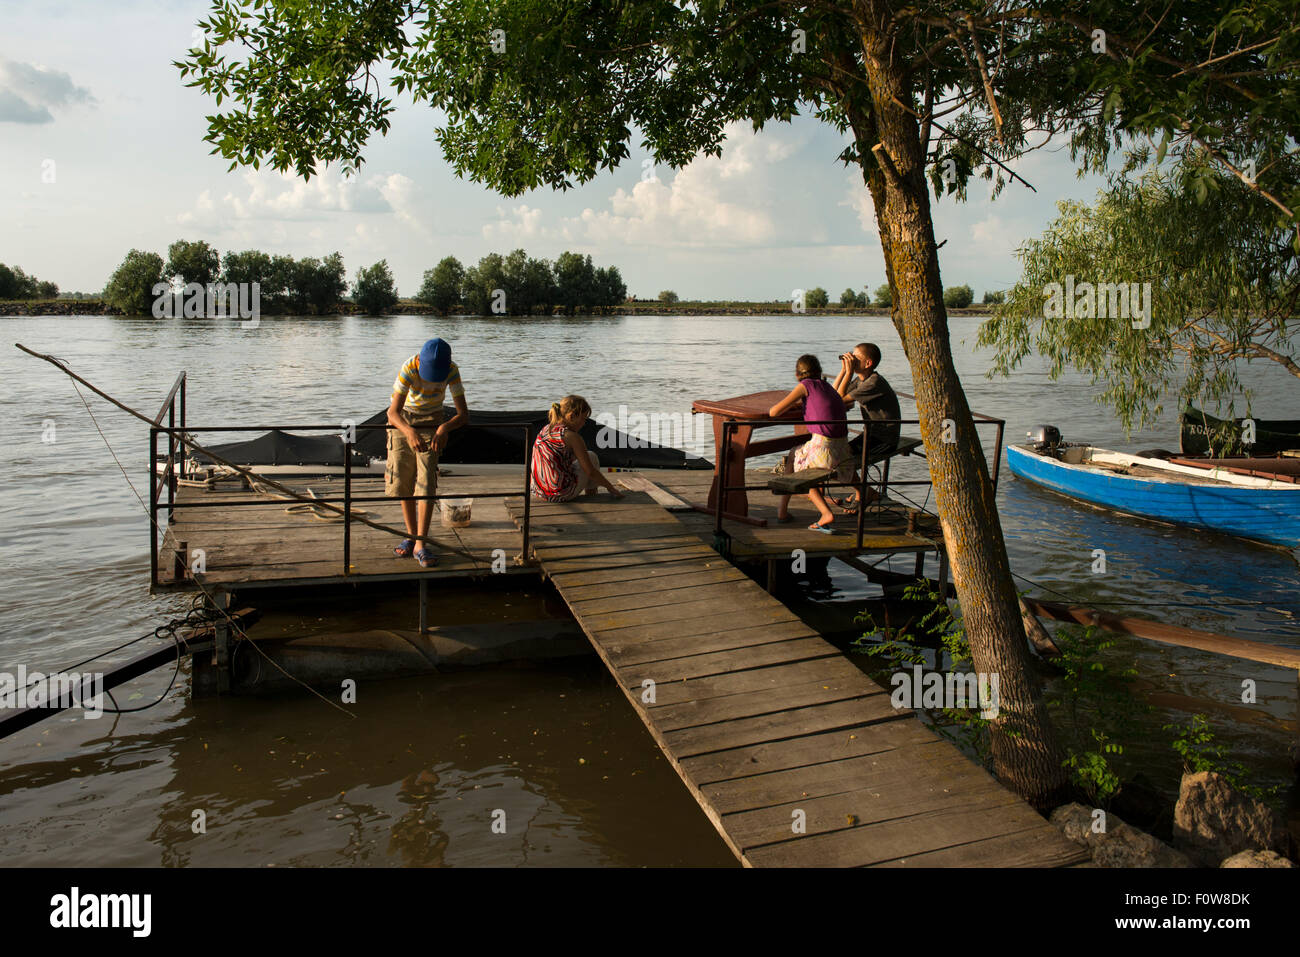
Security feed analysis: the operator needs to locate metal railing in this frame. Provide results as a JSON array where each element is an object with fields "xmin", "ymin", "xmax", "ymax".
[
  {"xmin": 711, "ymin": 399, "xmax": 1006, "ymax": 552},
  {"xmin": 148, "ymin": 374, "xmax": 540, "ymax": 587}
]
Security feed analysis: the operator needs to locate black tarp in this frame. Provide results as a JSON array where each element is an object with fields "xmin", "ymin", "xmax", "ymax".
[
  {"xmin": 1180, "ymin": 406, "xmax": 1300, "ymax": 456},
  {"xmin": 193, "ymin": 407, "xmax": 713, "ymax": 470}
]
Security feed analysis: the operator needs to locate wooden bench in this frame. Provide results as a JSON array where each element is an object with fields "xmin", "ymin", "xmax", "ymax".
[
  {"xmin": 768, "ymin": 468, "xmax": 835, "ymax": 494},
  {"xmin": 765, "ymin": 435, "xmax": 925, "ymax": 495}
]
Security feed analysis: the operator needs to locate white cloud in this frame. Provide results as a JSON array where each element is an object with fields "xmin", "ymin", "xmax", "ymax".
[
  {"xmin": 481, "ymin": 203, "xmax": 545, "ymax": 244},
  {"xmin": 970, "ymin": 213, "xmax": 1022, "ymax": 256},
  {"xmin": 377, "ymin": 172, "xmax": 429, "ymax": 235},
  {"xmin": 477, "ymin": 122, "xmax": 814, "ymax": 249},
  {"xmin": 840, "ymin": 170, "xmax": 879, "ymax": 236},
  {"xmin": 221, "ymin": 165, "xmax": 393, "ymax": 219},
  {"xmin": 0, "ymin": 58, "xmax": 94, "ymax": 124},
  {"xmin": 170, "ymin": 166, "xmax": 428, "ymax": 238}
]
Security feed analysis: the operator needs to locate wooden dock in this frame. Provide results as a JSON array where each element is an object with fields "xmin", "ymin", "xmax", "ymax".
[
  {"xmin": 155, "ymin": 467, "xmax": 941, "ymax": 591},
  {"xmin": 505, "ymin": 492, "xmax": 1088, "ymax": 867},
  {"xmin": 155, "ymin": 466, "xmax": 1087, "ymax": 866}
]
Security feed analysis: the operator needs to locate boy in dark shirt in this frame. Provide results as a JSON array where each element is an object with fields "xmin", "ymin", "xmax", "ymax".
[
  {"xmin": 831, "ymin": 342, "xmax": 901, "ymax": 508},
  {"xmin": 836, "ymin": 342, "xmax": 901, "ymax": 454}
]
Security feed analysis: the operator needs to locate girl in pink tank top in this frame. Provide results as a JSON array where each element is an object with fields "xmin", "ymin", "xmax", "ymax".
[{"xmin": 767, "ymin": 354, "xmax": 854, "ymax": 533}]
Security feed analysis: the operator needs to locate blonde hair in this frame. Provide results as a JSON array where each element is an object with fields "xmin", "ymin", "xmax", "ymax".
[{"xmin": 548, "ymin": 394, "xmax": 591, "ymax": 426}]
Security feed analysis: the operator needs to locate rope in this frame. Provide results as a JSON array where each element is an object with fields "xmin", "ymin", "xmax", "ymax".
[
  {"xmin": 16, "ymin": 345, "xmax": 480, "ymax": 564},
  {"xmin": 59, "ymin": 375, "xmax": 355, "ymax": 718}
]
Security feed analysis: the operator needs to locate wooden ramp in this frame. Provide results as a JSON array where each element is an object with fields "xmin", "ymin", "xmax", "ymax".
[{"xmin": 508, "ymin": 492, "xmax": 1089, "ymax": 867}]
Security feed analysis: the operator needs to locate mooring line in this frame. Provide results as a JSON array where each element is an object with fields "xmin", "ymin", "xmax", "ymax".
[
  {"xmin": 20, "ymin": 347, "xmax": 357, "ymax": 718},
  {"xmin": 15, "ymin": 344, "xmax": 481, "ymax": 564}
]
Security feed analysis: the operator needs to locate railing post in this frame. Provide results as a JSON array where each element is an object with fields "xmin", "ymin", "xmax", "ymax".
[
  {"xmin": 992, "ymin": 420, "xmax": 1005, "ymax": 490},
  {"xmin": 179, "ymin": 373, "xmax": 187, "ymax": 480},
  {"xmin": 149, "ymin": 426, "xmax": 159, "ymax": 588},
  {"xmin": 856, "ymin": 420, "xmax": 869, "ymax": 550},
  {"xmin": 343, "ymin": 438, "xmax": 352, "ymax": 575},
  {"xmin": 715, "ymin": 420, "xmax": 729, "ymax": 540},
  {"xmin": 521, "ymin": 425, "xmax": 533, "ymax": 562},
  {"xmin": 167, "ymin": 402, "xmax": 176, "ymax": 523}
]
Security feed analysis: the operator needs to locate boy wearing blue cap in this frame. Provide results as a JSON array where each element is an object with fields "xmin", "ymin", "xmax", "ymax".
[{"xmin": 386, "ymin": 338, "xmax": 468, "ymax": 567}]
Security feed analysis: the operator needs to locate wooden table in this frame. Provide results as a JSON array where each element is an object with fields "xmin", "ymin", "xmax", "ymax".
[{"xmin": 692, "ymin": 390, "xmax": 810, "ymax": 524}]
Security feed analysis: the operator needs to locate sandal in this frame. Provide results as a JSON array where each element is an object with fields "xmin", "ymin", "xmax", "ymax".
[
  {"xmin": 394, "ymin": 538, "xmax": 415, "ymax": 558},
  {"xmin": 808, "ymin": 522, "xmax": 837, "ymax": 535},
  {"xmin": 414, "ymin": 548, "xmax": 438, "ymax": 568}
]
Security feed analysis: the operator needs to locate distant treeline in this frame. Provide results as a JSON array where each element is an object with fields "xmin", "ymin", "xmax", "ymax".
[
  {"xmin": 98, "ymin": 242, "xmax": 352, "ymax": 315},
  {"xmin": 0, "ymin": 263, "xmax": 59, "ymax": 300},
  {"xmin": 416, "ymin": 250, "xmax": 626, "ymax": 316},
  {"xmin": 88, "ymin": 241, "xmax": 628, "ymax": 316},
  {"xmin": 8, "ymin": 241, "xmax": 1003, "ymax": 315}
]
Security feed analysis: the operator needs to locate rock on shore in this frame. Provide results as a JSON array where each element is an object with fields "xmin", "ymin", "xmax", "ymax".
[
  {"xmin": 1050, "ymin": 802, "xmax": 1193, "ymax": 867},
  {"xmin": 1172, "ymin": 771, "xmax": 1289, "ymax": 866}
]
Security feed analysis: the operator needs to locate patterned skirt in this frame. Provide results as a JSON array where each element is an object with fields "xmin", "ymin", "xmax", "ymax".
[{"xmin": 793, "ymin": 433, "xmax": 856, "ymax": 484}]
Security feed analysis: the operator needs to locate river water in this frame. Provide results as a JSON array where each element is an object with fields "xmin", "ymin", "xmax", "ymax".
[{"xmin": 1, "ymin": 313, "xmax": 1296, "ymax": 865}]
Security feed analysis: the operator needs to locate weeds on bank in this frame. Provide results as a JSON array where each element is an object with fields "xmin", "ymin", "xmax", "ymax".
[
  {"xmin": 853, "ymin": 580, "xmax": 992, "ymax": 764},
  {"xmin": 1165, "ymin": 713, "xmax": 1280, "ymax": 801}
]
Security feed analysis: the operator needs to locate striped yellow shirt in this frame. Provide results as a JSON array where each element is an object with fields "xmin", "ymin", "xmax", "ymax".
[{"xmin": 392, "ymin": 355, "xmax": 464, "ymax": 418}]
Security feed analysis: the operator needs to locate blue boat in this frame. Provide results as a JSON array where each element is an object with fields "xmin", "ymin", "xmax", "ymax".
[{"xmin": 1006, "ymin": 441, "xmax": 1300, "ymax": 549}]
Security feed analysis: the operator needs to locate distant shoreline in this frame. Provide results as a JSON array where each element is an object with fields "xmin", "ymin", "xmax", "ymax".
[{"xmin": 1, "ymin": 298, "xmax": 993, "ymax": 318}]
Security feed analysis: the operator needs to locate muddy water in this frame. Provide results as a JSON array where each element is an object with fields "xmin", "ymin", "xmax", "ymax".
[{"xmin": 1, "ymin": 313, "xmax": 1297, "ymax": 864}]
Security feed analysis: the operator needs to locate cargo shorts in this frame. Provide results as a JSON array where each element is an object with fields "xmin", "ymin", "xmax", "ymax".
[{"xmin": 386, "ymin": 410, "xmax": 442, "ymax": 499}]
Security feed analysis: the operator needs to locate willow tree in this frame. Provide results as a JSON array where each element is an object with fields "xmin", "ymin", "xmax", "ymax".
[
  {"xmin": 177, "ymin": 0, "xmax": 1300, "ymax": 807},
  {"xmin": 979, "ymin": 156, "xmax": 1299, "ymax": 439}
]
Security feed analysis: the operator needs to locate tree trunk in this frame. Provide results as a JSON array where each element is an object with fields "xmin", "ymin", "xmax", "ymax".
[{"xmin": 855, "ymin": 2, "xmax": 1069, "ymax": 808}]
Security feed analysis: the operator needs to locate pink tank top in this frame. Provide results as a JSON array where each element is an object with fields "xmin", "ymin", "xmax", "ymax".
[{"xmin": 801, "ymin": 378, "xmax": 848, "ymax": 438}]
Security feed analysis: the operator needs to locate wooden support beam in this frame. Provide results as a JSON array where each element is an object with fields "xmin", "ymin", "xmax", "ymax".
[
  {"xmin": 1021, "ymin": 597, "xmax": 1300, "ymax": 670},
  {"xmin": 0, "ymin": 607, "xmax": 259, "ymax": 738}
]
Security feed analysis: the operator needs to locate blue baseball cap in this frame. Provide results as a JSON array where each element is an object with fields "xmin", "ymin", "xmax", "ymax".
[{"xmin": 418, "ymin": 338, "xmax": 451, "ymax": 381}]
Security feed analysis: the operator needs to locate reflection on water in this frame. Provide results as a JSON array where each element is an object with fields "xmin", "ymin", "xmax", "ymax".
[
  {"xmin": 0, "ymin": 659, "xmax": 735, "ymax": 867},
  {"xmin": 0, "ymin": 313, "xmax": 1296, "ymax": 864}
]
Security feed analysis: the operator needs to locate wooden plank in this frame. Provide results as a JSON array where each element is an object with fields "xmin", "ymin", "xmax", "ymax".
[
  {"xmin": 548, "ymin": 554, "xmax": 733, "ymax": 588},
  {"xmin": 680, "ymin": 721, "xmax": 941, "ymax": 786},
  {"xmin": 743, "ymin": 795, "xmax": 1060, "ymax": 867},
  {"xmin": 664, "ymin": 696, "xmax": 908, "ymax": 759},
  {"xmin": 604, "ymin": 622, "xmax": 821, "ymax": 665},
  {"xmin": 587, "ymin": 603, "xmax": 802, "ymax": 639},
  {"xmin": 638, "ymin": 656, "xmax": 868, "ymax": 707},
  {"xmin": 704, "ymin": 739, "xmax": 984, "ymax": 814},
  {"xmin": 614, "ymin": 473, "xmax": 692, "ymax": 510},
  {"xmin": 729, "ymin": 780, "xmax": 1017, "ymax": 854},
  {"xmin": 559, "ymin": 564, "xmax": 745, "ymax": 600},
  {"xmin": 577, "ymin": 611, "xmax": 801, "ymax": 646},
  {"xmin": 531, "ymin": 536, "xmax": 703, "ymax": 563},
  {"xmin": 871, "ymin": 824, "xmax": 1090, "ymax": 867},
  {"xmin": 627, "ymin": 637, "xmax": 840, "ymax": 683},
  {"xmin": 653, "ymin": 674, "xmax": 883, "ymax": 733},
  {"xmin": 579, "ymin": 595, "xmax": 798, "ymax": 632},
  {"xmin": 542, "ymin": 546, "xmax": 716, "ymax": 576},
  {"xmin": 565, "ymin": 576, "xmax": 773, "ymax": 616}
]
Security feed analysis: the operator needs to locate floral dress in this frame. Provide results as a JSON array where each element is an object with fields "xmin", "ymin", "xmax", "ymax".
[{"xmin": 531, "ymin": 423, "xmax": 582, "ymax": 501}]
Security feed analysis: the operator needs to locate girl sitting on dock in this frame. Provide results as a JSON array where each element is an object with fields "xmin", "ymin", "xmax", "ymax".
[
  {"xmin": 531, "ymin": 395, "xmax": 625, "ymax": 502},
  {"xmin": 769, "ymin": 355, "xmax": 854, "ymax": 533}
]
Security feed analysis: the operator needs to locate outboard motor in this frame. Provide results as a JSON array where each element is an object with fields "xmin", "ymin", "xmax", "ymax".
[{"xmin": 1026, "ymin": 424, "xmax": 1062, "ymax": 454}]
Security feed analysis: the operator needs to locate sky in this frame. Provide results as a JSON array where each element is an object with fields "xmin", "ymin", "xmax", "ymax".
[{"xmin": 1, "ymin": 0, "xmax": 1112, "ymax": 300}]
